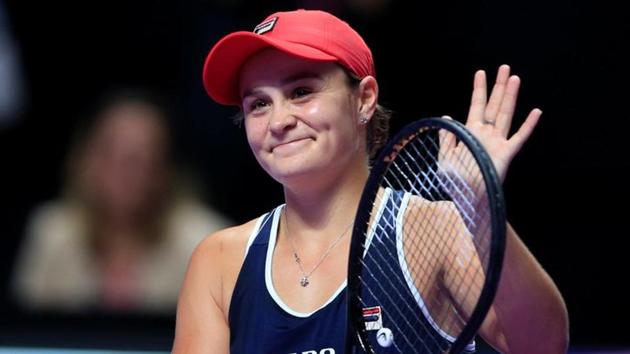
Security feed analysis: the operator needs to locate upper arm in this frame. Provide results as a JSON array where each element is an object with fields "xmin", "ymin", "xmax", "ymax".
[
  {"xmin": 419, "ymin": 200, "xmax": 509, "ymax": 352},
  {"xmin": 172, "ymin": 233, "xmax": 230, "ymax": 354},
  {"xmin": 172, "ymin": 219, "xmax": 259, "ymax": 354},
  {"xmin": 406, "ymin": 198, "xmax": 566, "ymax": 353}
]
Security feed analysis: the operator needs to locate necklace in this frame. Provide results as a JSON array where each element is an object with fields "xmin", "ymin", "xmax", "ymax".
[{"xmin": 283, "ymin": 209, "xmax": 353, "ymax": 287}]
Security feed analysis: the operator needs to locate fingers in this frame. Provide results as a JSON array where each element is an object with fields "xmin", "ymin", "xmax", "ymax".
[
  {"xmin": 495, "ymin": 75, "xmax": 521, "ymax": 136},
  {"xmin": 485, "ymin": 64, "xmax": 511, "ymax": 121},
  {"xmin": 468, "ymin": 64, "xmax": 536, "ymax": 145},
  {"xmin": 509, "ymin": 108, "xmax": 542, "ymax": 154},
  {"xmin": 467, "ymin": 70, "xmax": 487, "ymax": 125},
  {"xmin": 440, "ymin": 115, "xmax": 457, "ymax": 151}
]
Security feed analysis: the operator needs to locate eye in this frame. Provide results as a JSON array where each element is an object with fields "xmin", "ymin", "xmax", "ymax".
[
  {"xmin": 292, "ymin": 87, "xmax": 312, "ymax": 99},
  {"xmin": 246, "ymin": 98, "xmax": 269, "ymax": 114}
]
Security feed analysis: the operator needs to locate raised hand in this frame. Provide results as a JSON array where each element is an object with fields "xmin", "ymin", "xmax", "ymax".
[
  {"xmin": 461, "ymin": 64, "xmax": 541, "ymax": 183},
  {"xmin": 436, "ymin": 65, "xmax": 540, "ymax": 231}
]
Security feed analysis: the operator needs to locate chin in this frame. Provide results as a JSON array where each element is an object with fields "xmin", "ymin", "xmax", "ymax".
[{"xmin": 265, "ymin": 157, "xmax": 330, "ymax": 187}]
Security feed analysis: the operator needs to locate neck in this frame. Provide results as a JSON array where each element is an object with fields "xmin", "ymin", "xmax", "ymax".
[{"xmin": 282, "ymin": 157, "xmax": 369, "ymax": 246}]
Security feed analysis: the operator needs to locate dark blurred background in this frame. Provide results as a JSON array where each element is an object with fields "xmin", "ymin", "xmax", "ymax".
[{"xmin": 0, "ymin": 0, "xmax": 628, "ymax": 352}]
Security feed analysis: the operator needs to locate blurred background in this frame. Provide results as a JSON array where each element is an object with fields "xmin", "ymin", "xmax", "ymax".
[{"xmin": 0, "ymin": 0, "xmax": 628, "ymax": 353}]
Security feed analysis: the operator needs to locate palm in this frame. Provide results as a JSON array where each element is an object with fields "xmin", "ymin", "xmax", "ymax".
[{"xmin": 443, "ymin": 65, "xmax": 541, "ymax": 183}]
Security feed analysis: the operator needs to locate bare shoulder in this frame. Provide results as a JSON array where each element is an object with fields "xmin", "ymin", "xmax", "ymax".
[
  {"xmin": 194, "ymin": 219, "xmax": 257, "ymax": 265},
  {"xmin": 191, "ymin": 217, "xmax": 261, "ymax": 308}
]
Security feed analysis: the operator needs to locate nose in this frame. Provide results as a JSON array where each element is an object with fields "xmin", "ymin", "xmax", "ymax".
[{"xmin": 269, "ymin": 104, "xmax": 298, "ymax": 135}]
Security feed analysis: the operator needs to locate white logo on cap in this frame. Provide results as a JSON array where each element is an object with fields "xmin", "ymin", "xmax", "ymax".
[{"xmin": 253, "ymin": 17, "xmax": 278, "ymax": 35}]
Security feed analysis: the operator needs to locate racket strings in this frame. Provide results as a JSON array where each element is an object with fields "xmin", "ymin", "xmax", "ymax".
[
  {"xmin": 358, "ymin": 198, "xmax": 447, "ymax": 353},
  {"xmin": 360, "ymin": 201, "xmax": 468, "ymax": 353},
  {"xmin": 410, "ymin": 137, "xmax": 478, "ymax": 227},
  {"xmin": 361, "ymin": 192, "xmax": 456, "ymax": 352},
  {"xmin": 407, "ymin": 132, "xmax": 492, "ymax": 266},
  {"xmin": 395, "ymin": 194, "xmax": 463, "ymax": 340},
  {"xmin": 357, "ymin": 127, "xmax": 493, "ymax": 353},
  {"xmin": 415, "ymin": 133, "xmax": 491, "ymax": 325},
  {"xmin": 357, "ymin": 257, "xmax": 433, "ymax": 353},
  {"xmin": 390, "ymin": 138, "xmax": 491, "ymax": 302}
]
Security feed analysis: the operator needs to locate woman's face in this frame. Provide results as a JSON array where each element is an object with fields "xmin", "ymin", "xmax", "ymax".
[
  {"xmin": 239, "ymin": 49, "xmax": 367, "ymax": 189},
  {"xmin": 81, "ymin": 101, "xmax": 169, "ymax": 218}
]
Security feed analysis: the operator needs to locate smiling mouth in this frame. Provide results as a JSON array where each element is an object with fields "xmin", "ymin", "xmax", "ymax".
[{"xmin": 271, "ymin": 138, "xmax": 311, "ymax": 154}]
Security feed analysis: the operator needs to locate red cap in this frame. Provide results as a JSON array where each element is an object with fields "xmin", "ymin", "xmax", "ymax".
[{"xmin": 202, "ymin": 9, "xmax": 375, "ymax": 106}]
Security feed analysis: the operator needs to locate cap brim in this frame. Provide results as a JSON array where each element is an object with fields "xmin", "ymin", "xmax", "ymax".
[{"xmin": 203, "ymin": 31, "xmax": 338, "ymax": 106}]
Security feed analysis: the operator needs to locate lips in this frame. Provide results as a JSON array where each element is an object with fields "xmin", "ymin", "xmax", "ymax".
[{"xmin": 270, "ymin": 137, "xmax": 312, "ymax": 154}]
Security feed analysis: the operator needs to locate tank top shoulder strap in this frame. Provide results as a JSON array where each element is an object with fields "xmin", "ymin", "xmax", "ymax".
[{"xmin": 242, "ymin": 205, "xmax": 283, "ymax": 259}]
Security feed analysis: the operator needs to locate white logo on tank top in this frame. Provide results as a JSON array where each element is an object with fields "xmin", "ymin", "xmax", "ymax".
[{"xmin": 288, "ymin": 349, "xmax": 335, "ymax": 354}]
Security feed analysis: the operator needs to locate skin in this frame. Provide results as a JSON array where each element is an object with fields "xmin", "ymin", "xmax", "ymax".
[{"xmin": 172, "ymin": 50, "xmax": 568, "ymax": 353}]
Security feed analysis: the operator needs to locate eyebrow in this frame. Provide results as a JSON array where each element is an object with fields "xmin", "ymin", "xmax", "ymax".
[
  {"xmin": 280, "ymin": 71, "xmax": 324, "ymax": 85},
  {"xmin": 241, "ymin": 71, "xmax": 324, "ymax": 100}
]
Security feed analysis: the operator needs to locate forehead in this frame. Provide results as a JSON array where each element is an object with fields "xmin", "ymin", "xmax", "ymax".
[
  {"xmin": 238, "ymin": 49, "xmax": 344, "ymax": 94},
  {"xmin": 92, "ymin": 103, "xmax": 166, "ymax": 143}
]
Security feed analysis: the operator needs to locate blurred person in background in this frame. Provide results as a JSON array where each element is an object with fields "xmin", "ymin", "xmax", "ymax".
[{"xmin": 11, "ymin": 89, "xmax": 231, "ymax": 313}]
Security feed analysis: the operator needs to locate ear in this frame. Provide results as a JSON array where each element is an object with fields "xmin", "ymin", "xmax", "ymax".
[{"xmin": 356, "ymin": 76, "xmax": 379, "ymax": 124}]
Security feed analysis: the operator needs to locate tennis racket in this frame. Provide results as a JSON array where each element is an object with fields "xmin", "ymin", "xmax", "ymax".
[{"xmin": 346, "ymin": 117, "xmax": 506, "ymax": 354}]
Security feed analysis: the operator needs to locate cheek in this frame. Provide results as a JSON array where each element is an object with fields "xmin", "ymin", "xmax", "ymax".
[
  {"xmin": 310, "ymin": 100, "xmax": 359, "ymax": 146},
  {"xmin": 244, "ymin": 119, "xmax": 266, "ymax": 152},
  {"xmin": 300, "ymin": 102, "xmax": 338, "ymax": 141}
]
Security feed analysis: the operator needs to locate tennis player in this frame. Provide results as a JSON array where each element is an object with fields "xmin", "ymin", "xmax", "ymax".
[{"xmin": 173, "ymin": 9, "xmax": 568, "ymax": 354}]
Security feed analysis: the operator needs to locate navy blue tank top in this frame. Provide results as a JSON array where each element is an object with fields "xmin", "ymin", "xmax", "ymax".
[{"xmin": 229, "ymin": 189, "xmax": 475, "ymax": 354}]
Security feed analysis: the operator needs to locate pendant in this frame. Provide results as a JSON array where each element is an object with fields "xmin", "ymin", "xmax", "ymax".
[{"xmin": 300, "ymin": 276, "xmax": 310, "ymax": 287}]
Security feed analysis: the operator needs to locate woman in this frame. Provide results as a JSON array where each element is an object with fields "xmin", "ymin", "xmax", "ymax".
[
  {"xmin": 173, "ymin": 9, "xmax": 568, "ymax": 353},
  {"xmin": 12, "ymin": 89, "xmax": 231, "ymax": 313}
]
